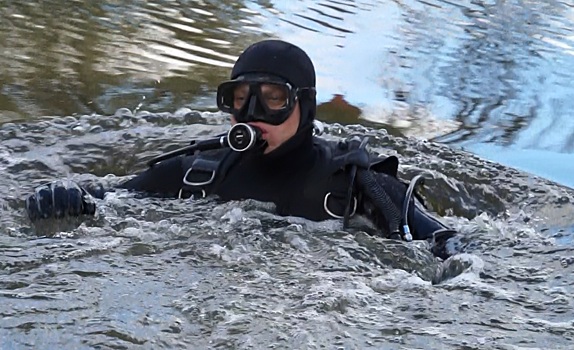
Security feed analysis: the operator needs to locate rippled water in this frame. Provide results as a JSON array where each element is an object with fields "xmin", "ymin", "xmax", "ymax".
[
  {"xmin": 2, "ymin": 0, "xmax": 574, "ymax": 349},
  {"xmin": 1, "ymin": 0, "xmax": 574, "ymax": 186},
  {"xmin": 1, "ymin": 111, "xmax": 574, "ymax": 349}
]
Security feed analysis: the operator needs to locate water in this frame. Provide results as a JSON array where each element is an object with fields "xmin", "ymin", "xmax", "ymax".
[
  {"xmin": 1, "ymin": 0, "xmax": 574, "ymax": 349},
  {"xmin": 1, "ymin": 0, "xmax": 574, "ymax": 187},
  {"xmin": 1, "ymin": 111, "xmax": 573, "ymax": 349}
]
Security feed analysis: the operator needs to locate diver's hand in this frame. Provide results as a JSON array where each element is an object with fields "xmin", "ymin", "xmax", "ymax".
[{"xmin": 25, "ymin": 180, "xmax": 96, "ymax": 221}]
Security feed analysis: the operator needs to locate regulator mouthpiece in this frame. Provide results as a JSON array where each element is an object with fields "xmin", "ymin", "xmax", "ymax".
[{"xmin": 227, "ymin": 123, "xmax": 262, "ymax": 152}]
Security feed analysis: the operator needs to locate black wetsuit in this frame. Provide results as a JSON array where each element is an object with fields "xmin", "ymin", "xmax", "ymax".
[
  {"xmin": 121, "ymin": 125, "xmax": 342, "ymax": 220},
  {"xmin": 25, "ymin": 123, "xmax": 455, "ymax": 259},
  {"xmin": 118, "ymin": 124, "xmax": 451, "ymax": 242}
]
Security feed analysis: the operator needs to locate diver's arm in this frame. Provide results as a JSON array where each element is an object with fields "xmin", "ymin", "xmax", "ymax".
[
  {"xmin": 25, "ymin": 156, "xmax": 187, "ymax": 221},
  {"xmin": 116, "ymin": 156, "xmax": 185, "ymax": 197},
  {"xmin": 75, "ymin": 155, "xmax": 187, "ymax": 198}
]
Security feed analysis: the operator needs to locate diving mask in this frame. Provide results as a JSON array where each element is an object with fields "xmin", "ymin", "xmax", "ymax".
[{"xmin": 216, "ymin": 74, "xmax": 314, "ymax": 125}]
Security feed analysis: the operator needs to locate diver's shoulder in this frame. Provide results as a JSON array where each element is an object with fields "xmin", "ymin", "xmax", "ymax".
[
  {"xmin": 196, "ymin": 147, "xmax": 232, "ymax": 159},
  {"xmin": 312, "ymin": 135, "xmax": 365, "ymax": 153}
]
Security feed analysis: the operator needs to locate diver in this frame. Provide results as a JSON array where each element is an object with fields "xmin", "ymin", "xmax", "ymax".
[{"xmin": 24, "ymin": 39, "xmax": 457, "ymax": 258}]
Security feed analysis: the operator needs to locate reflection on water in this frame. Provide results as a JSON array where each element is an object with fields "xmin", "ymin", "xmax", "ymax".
[
  {"xmin": 1, "ymin": 0, "xmax": 573, "ymax": 187},
  {"xmin": 0, "ymin": 1, "xmax": 265, "ymax": 119}
]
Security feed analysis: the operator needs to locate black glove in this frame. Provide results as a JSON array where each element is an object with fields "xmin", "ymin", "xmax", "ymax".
[{"xmin": 25, "ymin": 180, "xmax": 97, "ymax": 221}]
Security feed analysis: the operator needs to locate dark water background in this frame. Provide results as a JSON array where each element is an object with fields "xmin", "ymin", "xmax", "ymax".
[
  {"xmin": 2, "ymin": 1, "xmax": 574, "ymax": 349},
  {"xmin": 1, "ymin": 0, "xmax": 573, "ymax": 187}
]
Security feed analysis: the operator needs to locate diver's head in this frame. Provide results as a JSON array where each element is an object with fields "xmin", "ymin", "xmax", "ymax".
[{"xmin": 216, "ymin": 39, "xmax": 317, "ymax": 153}]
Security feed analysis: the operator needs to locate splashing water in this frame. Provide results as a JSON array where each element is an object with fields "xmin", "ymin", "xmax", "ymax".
[{"xmin": 1, "ymin": 110, "xmax": 573, "ymax": 349}]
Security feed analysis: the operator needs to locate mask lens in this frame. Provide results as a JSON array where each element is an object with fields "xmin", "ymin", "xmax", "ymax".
[
  {"xmin": 217, "ymin": 81, "xmax": 246, "ymax": 112},
  {"xmin": 231, "ymin": 83, "xmax": 250, "ymax": 110},
  {"xmin": 258, "ymin": 83, "xmax": 290, "ymax": 111}
]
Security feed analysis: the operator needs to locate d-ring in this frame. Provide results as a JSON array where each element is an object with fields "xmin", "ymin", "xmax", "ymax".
[{"xmin": 323, "ymin": 192, "xmax": 357, "ymax": 219}]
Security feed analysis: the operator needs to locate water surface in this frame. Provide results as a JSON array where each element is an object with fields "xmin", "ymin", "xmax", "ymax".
[
  {"xmin": 1, "ymin": 0, "xmax": 574, "ymax": 186},
  {"xmin": 1, "ymin": 111, "xmax": 573, "ymax": 349}
]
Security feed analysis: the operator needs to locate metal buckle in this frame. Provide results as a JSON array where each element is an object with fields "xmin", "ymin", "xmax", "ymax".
[
  {"xmin": 323, "ymin": 192, "xmax": 357, "ymax": 219},
  {"xmin": 178, "ymin": 188, "xmax": 206, "ymax": 199},
  {"xmin": 183, "ymin": 166, "xmax": 215, "ymax": 187}
]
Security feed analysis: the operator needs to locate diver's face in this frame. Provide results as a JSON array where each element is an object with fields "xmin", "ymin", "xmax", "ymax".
[{"xmin": 231, "ymin": 101, "xmax": 300, "ymax": 154}]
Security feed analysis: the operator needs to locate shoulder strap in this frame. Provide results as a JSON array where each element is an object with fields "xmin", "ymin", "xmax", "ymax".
[
  {"xmin": 320, "ymin": 136, "xmax": 403, "ymax": 229},
  {"xmin": 179, "ymin": 148, "xmax": 239, "ymax": 199},
  {"xmin": 316, "ymin": 136, "xmax": 399, "ymax": 176}
]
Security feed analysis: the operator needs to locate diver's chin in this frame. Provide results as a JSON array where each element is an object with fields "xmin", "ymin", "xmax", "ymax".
[{"xmin": 263, "ymin": 143, "xmax": 278, "ymax": 154}]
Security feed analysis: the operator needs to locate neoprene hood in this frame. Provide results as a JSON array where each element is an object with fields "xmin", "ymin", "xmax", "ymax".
[{"xmin": 230, "ymin": 40, "xmax": 317, "ymax": 128}]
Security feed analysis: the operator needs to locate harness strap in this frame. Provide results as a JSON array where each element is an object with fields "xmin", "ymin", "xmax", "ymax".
[
  {"xmin": 183, "ymin": 158, "xmax": 219, "ymax": 186},
  {"xmin": 312, "ymin": 136, "xmax": 401, "ymax": 224},
  {"xmin": 342, "ymin": 137, "xmax": 370, "ymax": 228},
  {"xmin": 179, "ymin": 149, "xmax": 241, "ymax": 199}
]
